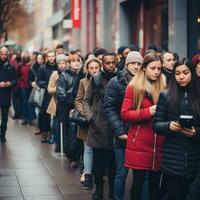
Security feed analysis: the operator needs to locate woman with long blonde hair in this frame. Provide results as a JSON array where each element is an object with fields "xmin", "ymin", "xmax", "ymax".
[{"xmin": 121, "ymin": 52, "xmax": 165, "ymax": 200}]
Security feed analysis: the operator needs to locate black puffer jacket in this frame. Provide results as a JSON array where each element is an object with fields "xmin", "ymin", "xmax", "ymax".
[
  {"xmin": 103, "ymin": 68, "xmax": 133, "ymax": 149},
  {"xmin": 56, "ymin": 68, "xmax": 84, "ymax": 110},
  {"xmin": 0, "ymin": 60, "xmax": 17, "ymax": 107},
  {"xmin": 153, "ymin": 90, "xmax": 200, "ymax": 177},
  {"xmin": 37, "ymin": 62, "xmax": 58, "ymax": 110}
]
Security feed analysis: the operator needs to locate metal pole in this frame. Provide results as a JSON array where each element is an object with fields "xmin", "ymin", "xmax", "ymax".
[{"xmin": 60, "ymin": 122, "xmax": 64, "ymax": 156}]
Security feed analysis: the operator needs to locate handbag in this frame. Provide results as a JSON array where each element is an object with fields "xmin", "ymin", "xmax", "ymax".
[
  {"xmin": 69, "ymin": 108, "xmax": 88, "ymax": 126},
  {"xmin": 28, "ymin": 86, "xmax": 45, "ymax": 107}
]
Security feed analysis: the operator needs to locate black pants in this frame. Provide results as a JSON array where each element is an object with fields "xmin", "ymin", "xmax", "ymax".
[
  {"xmin": 162, "ymin": 174, "xmax": 195, "ymax": 200},
  {"xmin": 38, "ymin": 109, "xmax": 51, "ymax": 132},
  {"xmin": 0, "ymin": 107, "xmax": 9, "ymax": 135},
  {"xmin": 93, "ymin": 148, "xmax": 116, "ymax": 194},
  {"xmin": 131, "ymin": 169, "xmax": 161, "ymax": 200}
]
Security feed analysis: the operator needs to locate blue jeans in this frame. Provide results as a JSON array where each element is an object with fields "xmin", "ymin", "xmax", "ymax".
[
  {"xmin": 83, "ymin": 141, "xmax": 93, "ymax": 174},
  {"xmin": 114, "ymin": 147, "xmax": 129, "ymax": 200}
]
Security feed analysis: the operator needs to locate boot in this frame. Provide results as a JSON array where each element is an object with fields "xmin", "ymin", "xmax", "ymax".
[
  {"xmin": 41, "ymin": 132, "xmax": 46, "ymax": 143},
  {"xmin": 92, "ymin": 183, "xmax": 103, "ymax": 200},
  {"xmin": 46, "ymin": 132, "xmax": 51, "ymax": 143},
  {"xmin": 82, "ymin": 174, "xmax": 93, "ymax": 190}
]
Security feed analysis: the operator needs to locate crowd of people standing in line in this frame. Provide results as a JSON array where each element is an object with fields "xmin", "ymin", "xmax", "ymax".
[{"xmin": 0, "ymin": 43, "xmax": 200, "ymax": 200}]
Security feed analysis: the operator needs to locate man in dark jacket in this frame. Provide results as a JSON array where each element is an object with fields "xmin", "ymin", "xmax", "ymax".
[
  {"xmin": 37, "ymin": 50, "xmax": 58, "ymax": 143},
  {"xmin": 116, "ymin": 46, "xmax": 130, "ymax": 71},
  {"xmin": 161, "ymin": 51, "xmax": 175, "ymax": 83},
  {"xmin": 83, "ymin": 52, "xmax": 117, "ymax": 200},
  {"xmin": 104, "ymin": 51, "xmax": 143, "ymax": 200},
  {"xmin": 0, "ymin": 47, "xmax": 17, "ymax": 142}
]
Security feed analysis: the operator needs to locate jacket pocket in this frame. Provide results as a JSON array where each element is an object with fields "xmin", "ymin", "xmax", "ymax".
[{"xmin": 132, "ymin": 125, "xmax": 140, "ymax": 142}]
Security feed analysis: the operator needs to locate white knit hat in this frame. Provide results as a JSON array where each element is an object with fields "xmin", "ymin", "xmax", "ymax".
[
  {"xmin": 56, "ymin": 54, "xmax": 67, "ymax": 63},
  {"xmin": 125, "ymin": 51, "xmax": 143, "ymax": 65}
]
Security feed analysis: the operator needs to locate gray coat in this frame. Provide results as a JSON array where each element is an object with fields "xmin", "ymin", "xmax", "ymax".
[{"xmin": 82, "ymin": 71, "xmax": 116, "ymax": 150}]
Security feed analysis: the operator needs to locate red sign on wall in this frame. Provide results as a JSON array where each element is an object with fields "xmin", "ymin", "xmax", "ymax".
[{"xmin": 71, "ymin": 0, "xmax": 81, "ymax": 28}]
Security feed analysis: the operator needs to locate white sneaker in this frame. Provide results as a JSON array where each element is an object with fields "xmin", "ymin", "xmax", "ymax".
[{"xmin": 80, "ymin": 172, "xmax": 85, "ymax": 183}]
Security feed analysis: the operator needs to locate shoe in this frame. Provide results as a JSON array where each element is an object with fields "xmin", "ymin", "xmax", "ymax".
[
  {"xmin": 21, "ymin": 120, "xmax": 28, "ymax": 125},
  {"xmin": 48, "ymin": 135, "xmax": 55, "ymax": 144},
  {"xmin": 12, "ymin": 115, "xmax": 20, "ymax": 119},
  {"xmin": 92, "ymin": 184, "xmax": 103, "ymax": 200},
  {"xmin": 1, "ymin": 135, "xmax": 6, "ymax": 143},
  {"xmin": 82, "ymin": 174, "xmax": 93, "ymax": 190},
  {"xmin": 29, "ymin": 121, "xmax": 36, "ymax": 126},
  {"xmin": 41, "ymin": 132, "xmax": 47, "ymax": 143},
  {"xmin": 34, "ymin": 131, "xmax": 41, "ymax": 135},
  {"xmin": 46, "ymin": 132, "xmax": 51, "ymax": 143},
  {"xmin": 80, "ymin": 172, "xmax": 85, "ymax": 184}
]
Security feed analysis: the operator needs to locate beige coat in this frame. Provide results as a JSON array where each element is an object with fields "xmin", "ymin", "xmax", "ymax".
[
  {"xmin": 74, "ymin": 77, "xmax": 89, "ymax": 140},
  {"xmin": 46, "ymin": 71, "xmax": 59, "ymax": 116}
]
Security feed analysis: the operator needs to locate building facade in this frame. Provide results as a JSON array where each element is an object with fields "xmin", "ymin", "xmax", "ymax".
[{"xmin": 31, "ymin": 0, "xmax": 200, "ymax": 58}]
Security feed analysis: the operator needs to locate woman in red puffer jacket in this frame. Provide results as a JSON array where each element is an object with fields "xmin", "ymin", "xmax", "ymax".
[{"xmin": 121, "ymin": 52, "xmax": 166, "ymax": 200}]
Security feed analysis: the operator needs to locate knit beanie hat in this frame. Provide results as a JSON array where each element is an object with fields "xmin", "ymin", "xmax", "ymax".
[
  {"xmin": 56, "ymin": 54, "xmax": 67, "ymax": 63},
  {"xmin": 125, "ymin": 51, "xmax": 143, "ymax": 65}
]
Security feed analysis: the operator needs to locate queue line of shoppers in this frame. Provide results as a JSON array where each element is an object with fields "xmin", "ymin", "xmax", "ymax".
[{"xmin": 1, "ymin": 44, "xmax": 200, "ymax": 200}]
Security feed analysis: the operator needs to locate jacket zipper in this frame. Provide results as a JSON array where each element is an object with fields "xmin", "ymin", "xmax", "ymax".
[
  {"xmin": 152, "ymin": 133, "xmax": 157, "ymax": 170},
  {"xmin": 132, "ymin": 125, "xmax": 140, "ymax": 142}
]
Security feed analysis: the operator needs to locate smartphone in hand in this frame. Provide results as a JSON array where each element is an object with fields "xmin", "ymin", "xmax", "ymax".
[{"xmin": 179, "ymin": 115, "xmax": 193, "ymax": 129}]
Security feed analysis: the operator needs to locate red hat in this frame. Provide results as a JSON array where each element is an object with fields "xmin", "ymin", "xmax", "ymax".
[{"xmin": 192, "ymin": 53, "xmax": 200, "ymax": 66}]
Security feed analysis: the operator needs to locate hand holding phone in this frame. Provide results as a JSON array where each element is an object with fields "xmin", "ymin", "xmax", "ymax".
[{"xmin": 179, "ymin": 115, "xmax": 193, "ymax": 129}]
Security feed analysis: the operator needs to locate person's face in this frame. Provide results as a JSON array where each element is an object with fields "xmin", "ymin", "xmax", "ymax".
[
  {"xmin": 31, "ymin": 53, "xmax": 37, "ymax": 62},
  {"xmin": 163, "ymin": 53, "xmax": 175, "ymax": 71},
  {"xmin": 127, "ymin": 62, "xmax": 142, "ymax": 76},
  {"xmin": 145, "ymin": 60, "xmax": 162, "ymax": 81},
  {"xmin": 37, "ymin": 55, "xmax": 43, "ymax": 64},
  {"xmin": 175, "ymin": 65, "xmax": 192, "ymax": 87},
  {"xmin": 196, "ymin": 62, "xmax": 200, "ymax": 77},
  {"xmin": 47, "ymin": 52, "xmax": 56, "ymax": 64},
  {"xmin": 58, "ymin": 61, "xmax": 66, "ymax": 71},
  {"xmin": 56, "ymin": 48, "xmax": 64, "ymax": 55},
  {"xmin": 70, "ymin": 58, "xmax": 81, "ymax": 71},
  {"xmin": 88, "ymin": 61, "xmax": 100, "ymax": 76},
  {"xmin": 0, "ymin": 48, "xmax": 8, "ymax": 61},
  {"xmin": 102, "ymin": 55, "xmax": 116, "ymax": 73},
  {"xmin": 122, "ymin": 48, "xmax": 131, "ymax": 58}
]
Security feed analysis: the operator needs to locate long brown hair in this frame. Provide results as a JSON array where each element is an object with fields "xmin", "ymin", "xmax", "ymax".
[{"xmin": 129, "ymin": 52, "xmax": 165, "ymax": 109}]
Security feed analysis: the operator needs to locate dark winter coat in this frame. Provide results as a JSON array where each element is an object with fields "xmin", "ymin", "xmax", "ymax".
[
  {"xmin": 83, "ymin": 70, "xmax": 116, "ymax": 150},
  {"xmin": 28, "ymin": 62, "xmax": 41, "ymax": 85},
  {"xmin": 0, "ymin": 60, "xmax": 17, "ymax": 107},
  {"xmin": 116, "ymin": 58, "xmax": 125, "ymax": 71},
  {"xmin": 103, "ymin": 68, "xmax": 133, "ymax": 149},
  {"xmin": 153, "ymin": 90, "xmax": 200, "ymax": 177},
  {"xmin": 37, "ymin": 62, "xmax": 58, "ymax": 110},
  {"xmin": 161, "ymin": 68, "xmax": 172, "ymax": 84},
  {"xmin": 56, "ymin": 68, "xmax": 84, "ymax": 110},
  {"xmin": 121, "ymin": 85, "xmax": 164, "ymax": 170}
]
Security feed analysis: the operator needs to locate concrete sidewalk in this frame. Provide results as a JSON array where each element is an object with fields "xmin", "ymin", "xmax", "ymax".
[{"xmin": 0, "ymin": 118, "xmax": 132, "ymax": 200}]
